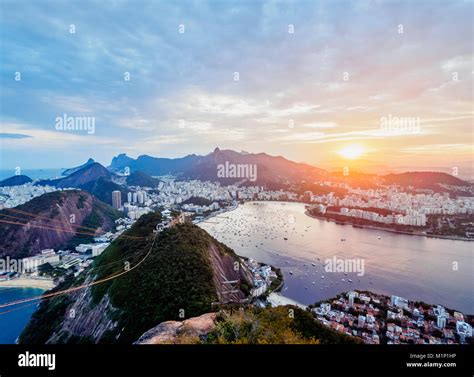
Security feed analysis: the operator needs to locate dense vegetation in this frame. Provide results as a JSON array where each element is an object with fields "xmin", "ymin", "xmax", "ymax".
[
  {"xmin": 92, "ymin": 219, "xmax": 225, "ymax": 343},
  {"xmin": 202, "ymin": 306, "xmax": 362, "ymax": 344},
  {"xmin": 64, "ymin": 199, "xmax": 121, "ymax": 248}
]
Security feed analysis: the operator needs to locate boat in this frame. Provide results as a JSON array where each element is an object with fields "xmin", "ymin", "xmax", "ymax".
[
  {"xmin": 289, "ymin": 271, "xmax": 293, "ymax": 275},
  {"xmin": 377, "ymin": 236, "xmax": 382, "ymax": 240},
  {"xmin": 284, "ymin": 237, "xmax": 288, "ymax": 240},
  {"xmin": 321, "ymin": 275, "xmax": 325, "ymax": 279},
  {"xmin": 348, "ymin": 279, "xmax": 353, "ymax": 283},
  {"xmin": 341, "ymin": 278, "xmax": 345, "ymax": 282},
  {"xmin": 340, "ymin": 238, "xmax": 346, "ymax": 241},
  {"xmin": 311, "ymin": 263, "xmax": 316, "ymax": 267}
]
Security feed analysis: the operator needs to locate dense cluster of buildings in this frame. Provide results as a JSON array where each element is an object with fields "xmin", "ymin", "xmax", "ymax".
[
  {"xmin": 312, "ymin": 204, "xmax": 427, "ymax": 226},
  {"xmin": 312, "ymin": 291, "xmax": 472, "ymax": 344},
  {"xmin": 112, "ymin": 180, "xmax": 297, "ymax": 222},
  {"xmin": 143, "ymin": 180, "xmax": 298, "ymax": 207},
  {"xmin": 1, "ymin": 215, "xmax": 139, "ymax": 281},
  {"xmin": 241, "ymin": 258, "xmax": 279, "ymax": 297},
  {"xmin": 307, "ymin": 187, "xmax": 474, "ymax": 218},
  {"xmin": 0, "ymin": 183, "xmax": 61, "ymax": 209}
]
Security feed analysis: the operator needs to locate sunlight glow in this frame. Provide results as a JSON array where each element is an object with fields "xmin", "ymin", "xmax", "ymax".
[{"xmin": 337, "ymin": 144, "xmax": 365, "ymax": 160}]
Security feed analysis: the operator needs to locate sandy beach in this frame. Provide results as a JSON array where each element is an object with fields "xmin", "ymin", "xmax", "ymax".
[
  {"xmin": 0, "ymin": 277, "xmax": 55, "ymax": 290},
  {"xmin": 267, "ymin": 292, "xmax": 307, "ymax": 310}
]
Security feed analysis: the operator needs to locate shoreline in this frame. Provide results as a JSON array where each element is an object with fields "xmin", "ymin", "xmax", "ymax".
[
  {"xmin": 0, "ymin": 277, "xmax": 55, "ymax": 290},
  {"xmin": 267, "ymin": 292, "xmax": 307, "ymax": 310},
  {"xmin": 304, "ymin": 211, "xmax": 473, "ymax": 242},
  {"xmin": 195, "ymin": 202, "xmax": 240, "ymax": 224}
]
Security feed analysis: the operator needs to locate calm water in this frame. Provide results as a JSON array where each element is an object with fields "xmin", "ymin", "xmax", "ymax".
[
  {"xmin": 0, "ymin": 168, "xmax": 64, "ymax": 181},
  {"xmin": 0, "ymin": 288, "xmax": 44, "ymax": 344},
  {"xmin": 200, "ymin": 201, "xmax": 474, "ymax": 313}
]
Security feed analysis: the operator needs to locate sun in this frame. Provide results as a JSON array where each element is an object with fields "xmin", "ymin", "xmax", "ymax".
[{"xmin": 337, "ymin": 144, "xmax": 365, "ymax": 159}]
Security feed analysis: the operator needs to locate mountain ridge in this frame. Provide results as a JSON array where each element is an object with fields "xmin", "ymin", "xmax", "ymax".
[{"xmin": 0, "ymin": 190, "xmax": 120, "ymax": 258}]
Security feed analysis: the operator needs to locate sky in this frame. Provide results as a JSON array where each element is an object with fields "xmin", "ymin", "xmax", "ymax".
[{"xmin": 0, "ymin": 0, "xmax": 473, "ymax": 178}]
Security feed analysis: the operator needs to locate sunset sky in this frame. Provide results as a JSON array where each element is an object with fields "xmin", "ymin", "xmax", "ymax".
[{"xmin": 0, "ymin": 0, "xmax": 472, "ymax": 177}]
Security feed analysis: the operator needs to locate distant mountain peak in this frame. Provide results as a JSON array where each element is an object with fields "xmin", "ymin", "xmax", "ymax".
[{"xmin": 62, "ymin": 158, "xmax": 96, "ymax": 176}]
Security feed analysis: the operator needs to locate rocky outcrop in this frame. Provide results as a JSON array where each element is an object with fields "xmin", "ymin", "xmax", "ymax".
[
  {"xmin": 208, "ymin": 243, "xmax": 253, "ymax": 303},
  {"xmin": 47, "ymin": 286, "xmax": 120, "ymax": 344},
  {"xmin": 134, "ymin": 313, "xmax": 217, "ymax": 344}
]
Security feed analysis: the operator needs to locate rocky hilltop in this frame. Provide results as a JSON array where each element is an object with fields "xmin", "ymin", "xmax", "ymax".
[
  {"xmin": 134, "ymin": 306, "xmax": 361, "ymax": 344},
  {"xmin": 135, "ymin": 313, "xmax": 217, "ymax": 344}
]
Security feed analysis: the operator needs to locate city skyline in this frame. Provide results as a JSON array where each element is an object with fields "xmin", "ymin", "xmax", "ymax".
[{"xmin": 0, "ymin": 0, "xmax": 472, "ymax": 177}]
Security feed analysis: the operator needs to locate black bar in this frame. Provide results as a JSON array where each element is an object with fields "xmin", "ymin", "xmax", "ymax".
[{"xmin": 0, "ymin": 344, "xmax": 472, "ymax": 377}]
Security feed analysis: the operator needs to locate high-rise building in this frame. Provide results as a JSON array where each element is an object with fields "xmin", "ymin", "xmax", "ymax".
[
  {"xmin": 348, "ymin": 292, "xmax": 356, "ymax": 307},
  {"xmin": 127, "ymin": 192, "xmax": 132, "ymax": 203},
  {"xmin": 112, "ymin": 190, "xmax": 122, "ymax": 210},
  {"xmin": 358, "ymin": 315, "xmax": 366, "ymax": 328},
  {"xmin": 437, "ymin": 315, "xmax": 446, "ymax": 329}
]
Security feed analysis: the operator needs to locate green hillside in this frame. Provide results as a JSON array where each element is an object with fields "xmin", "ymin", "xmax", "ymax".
[
  {"xmin": 19, "ymin": 212, "xmax": 248, "ymax": 344},
  {"xmin": 204, "ymin": 306, "xmax": 362, "ymax": 344}
]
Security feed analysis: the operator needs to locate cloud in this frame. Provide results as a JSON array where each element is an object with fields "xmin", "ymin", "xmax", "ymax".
[
  {"xmin": 0, "ymin": 0, "xmax": 472, "ymax": 170},
  {"xmin": 304, "ymin": 122, "xmax": 338, "ymax": 129},
  {"xmin": 401, "ymin": 144, "xmax": 474, "ymax": 154},
  {"xmin": 0, "ymin": 133, "xmax": 32, "ymax": 139},
  {"xmin": 0, "ymin": 122, "xmax": 119, "ymax": 150}
]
